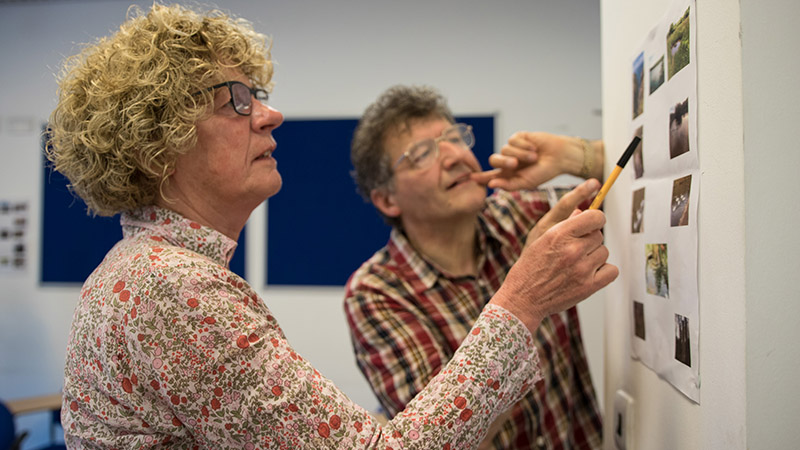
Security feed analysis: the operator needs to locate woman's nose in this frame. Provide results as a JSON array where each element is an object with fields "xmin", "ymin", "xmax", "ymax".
[{"xmin": 252, "ymin": 101, "xmax": 283, "ymax": 132}]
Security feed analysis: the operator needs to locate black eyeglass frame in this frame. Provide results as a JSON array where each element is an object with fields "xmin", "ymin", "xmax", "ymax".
[{"xmin": 195, "ymin": 81, "xmax": 269, "ymax": 116}]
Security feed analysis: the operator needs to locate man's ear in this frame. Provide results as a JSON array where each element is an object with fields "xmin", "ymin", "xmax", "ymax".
[{"xmin": 370, "ymin": 188, "xmax": 401, "ymax": 219}]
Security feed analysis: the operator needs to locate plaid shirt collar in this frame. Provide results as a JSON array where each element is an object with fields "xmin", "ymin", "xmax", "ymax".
[{"xmin": 386, "ymin": 203, "xmax": 512, "ymax": 295}]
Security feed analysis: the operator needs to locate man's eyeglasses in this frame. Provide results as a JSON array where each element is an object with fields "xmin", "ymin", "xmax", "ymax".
[
  {"xmin": 195, "ymin": 81, "xmax": 268, "ymax": 116},
  {"xmin": 393, "ymin": 123, "xmax": 474, "ymax": 170}
]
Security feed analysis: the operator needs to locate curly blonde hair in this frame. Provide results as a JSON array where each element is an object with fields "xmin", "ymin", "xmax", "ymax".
[{"xmin": 45, "ymin": 3, "xmax": 273, "ymax": 216}]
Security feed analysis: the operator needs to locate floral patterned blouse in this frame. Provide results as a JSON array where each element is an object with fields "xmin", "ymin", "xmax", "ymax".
[{"xmin": 61, "ymin": 206, "xmax": 542, "ymax": 449}]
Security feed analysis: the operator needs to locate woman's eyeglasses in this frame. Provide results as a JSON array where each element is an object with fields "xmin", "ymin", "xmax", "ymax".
[{"xmin": 195, "ymin": 81, "xmax": 268, "ymax": 116}]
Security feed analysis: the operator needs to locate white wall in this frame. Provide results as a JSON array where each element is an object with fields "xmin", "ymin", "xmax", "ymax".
[
  {"xmin": 740, "ymin": 0, "xmax": 800, "ymax": 447},
  {"xmin": 602, "ymin": 0, "xmax": 800, "ymax": 448},
  {"xmin": 0, "ymin": 1, "xmax": 604, "ymax": 447}
]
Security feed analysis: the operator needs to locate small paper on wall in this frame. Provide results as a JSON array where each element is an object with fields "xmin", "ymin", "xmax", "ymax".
[{"xmin": 0, "ymin": 200, "xmax": 29, "ymax": 274}]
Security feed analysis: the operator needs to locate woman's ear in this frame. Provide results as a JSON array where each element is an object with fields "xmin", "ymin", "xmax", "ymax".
[{"xmin": 370, "ymin": 188, "xmax": 401, "ymax": 219}]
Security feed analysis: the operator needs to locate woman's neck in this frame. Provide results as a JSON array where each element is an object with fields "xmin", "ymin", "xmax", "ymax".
[{"xmin": 154, "ymin": 195, "xmax": 246, "ymax": 241}]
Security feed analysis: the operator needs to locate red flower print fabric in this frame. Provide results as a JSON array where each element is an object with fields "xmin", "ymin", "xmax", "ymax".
[{"xmin": 61, "ymin": 206, "xmax": 541, "ymax": 449}]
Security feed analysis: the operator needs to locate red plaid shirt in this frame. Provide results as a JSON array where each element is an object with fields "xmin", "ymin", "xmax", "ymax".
[{"xmin": 345, "ymin": 189, "xmax": 603, "ymax": 449}]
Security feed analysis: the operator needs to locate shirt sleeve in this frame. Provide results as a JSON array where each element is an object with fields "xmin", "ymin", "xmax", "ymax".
[
  {"xmin": 106, "ymin": 250, "xmax": 542, "ymax": 449},
  {"xmin": 563, "ymin": 308, "xmax": 604, "ymax": 447},
  {"xmin": 486, "ymin": 189, "xmax": 553, "ymax": 235},
  {"xmin": 344, "ymin": 285, "xmax": 457, "ymax": 416}
]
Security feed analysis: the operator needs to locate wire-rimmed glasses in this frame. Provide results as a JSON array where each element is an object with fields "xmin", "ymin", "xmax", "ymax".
[{"xmin": 393, "ymin": 123, "xmax": 474, "ymax": 170}]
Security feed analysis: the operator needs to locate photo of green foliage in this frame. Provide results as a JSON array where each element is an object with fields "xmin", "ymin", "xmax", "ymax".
[
  {"xmin": 645, "ymin": 243, "xmax": 669, "ymax": 298},
  {"xmin": 632, "ymin": 52, "xmax": 644, "ymax": 119},
  {"xmin": 666, "ymin": 6, "xmax": 690, "ymax": 79},
  {"xmin": 649, "ymin": 56, "xmax": 665, "ymax": 94}
]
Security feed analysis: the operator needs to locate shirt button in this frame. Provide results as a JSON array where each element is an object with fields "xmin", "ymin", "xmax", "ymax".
[{"xmin": 536, "ymin": 436, "xmax": 546, "ymax": 449}]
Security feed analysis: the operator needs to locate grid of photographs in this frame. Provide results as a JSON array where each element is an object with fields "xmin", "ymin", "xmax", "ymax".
[{"xmin": 626, "ymin": 0, "xmax": 699, "ymax": 403}]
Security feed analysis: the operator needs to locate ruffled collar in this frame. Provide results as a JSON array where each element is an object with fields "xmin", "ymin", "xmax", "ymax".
[{"xmin": 120, "ymin": 206, "xmax": 238, "ymax": 268}]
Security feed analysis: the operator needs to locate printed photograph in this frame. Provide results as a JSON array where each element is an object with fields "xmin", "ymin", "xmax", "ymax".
[
  {"xmin": 634, "ymin": 301, "xmax": 646, "ymax": 340},
  {"xmin": 633, "ymin": 126, "xmax": 644, "ymax": 179},
  {"xmin": 645, "ymin": 243, "xmax": 669, "ymax": 298},
  {"xmin": 669, "ymin": 98, "xmax": 689, "ymax": 159},
  {"xmin": 631, "ymin": 187, "xmax": 645, "ymax": 233},
  {"xmin": 674, "ymin": 314, "xmax": 691, "ymax": 367},
  {"xmin": 0, "ymin": 201, "xmax": 28, "ymax": 272},
  {"xmin": 667, "ymin": 6, "xmax": 691, "ymax": 79},
  {"xmin": 649, "ymin": 56, "xmax": 665, "ymax": 94},
  {"xmin": 632, "ymin": 52, "xmax": 645, "ymax": 119},
  {"xmin": 671, "ymin": 174, "xmax": 692, "ymax": 227}
]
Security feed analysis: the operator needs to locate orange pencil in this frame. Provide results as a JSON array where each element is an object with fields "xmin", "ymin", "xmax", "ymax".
[{"xmin": 589, "ymin": 135, "xmax": 641, "ymax": 209}]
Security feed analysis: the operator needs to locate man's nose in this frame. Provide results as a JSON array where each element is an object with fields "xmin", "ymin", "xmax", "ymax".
[{"xmin": 438, "ymin": 140, "xmax": 470, "ymax": 167}]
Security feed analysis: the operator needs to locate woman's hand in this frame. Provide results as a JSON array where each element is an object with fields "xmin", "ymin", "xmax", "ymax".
[
  {"xmin": 525, "ymin": 178, "xmax": 600, "ymax": 246},
  {"xmin": 488, "ymin": 208, "xmax": 618, "ymax": 334}
]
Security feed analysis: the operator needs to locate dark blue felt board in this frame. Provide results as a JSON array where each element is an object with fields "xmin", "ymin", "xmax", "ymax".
[
  {"xmin": 41, "ymin": 151, "xmax": 246, "ymax": 284},
  {"xmin": 266, "ymin": 115, "xmax": 494, "ymax": 286}
]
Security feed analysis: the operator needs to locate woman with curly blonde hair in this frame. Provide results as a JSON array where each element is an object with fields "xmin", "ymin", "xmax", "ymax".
[
  {"xmin": 47, "ymin": 3, "xmax": 272, "ymax": 219},
  {"xmin": 48, "ymin": 3, "xmax": 616, "ymax": 448}
]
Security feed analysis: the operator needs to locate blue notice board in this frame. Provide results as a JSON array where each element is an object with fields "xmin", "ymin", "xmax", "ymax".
[
  {"xmin": 41, "ymin": 151, "xmax": 246, "ymax": 284},
  {"xmin": 266, "ymin": 115, "xmax": 495, "ymax": 286}
]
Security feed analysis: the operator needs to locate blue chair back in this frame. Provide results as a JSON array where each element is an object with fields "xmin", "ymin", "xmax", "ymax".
[{"xmin": 0, "ymin": 401, "xmax": 15, "ymax": 450}]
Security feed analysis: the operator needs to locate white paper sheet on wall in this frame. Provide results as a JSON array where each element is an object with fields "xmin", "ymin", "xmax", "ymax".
[
  {"xmin": 0, "ymin": 200, "xmax": 28, "ymax": 274},
  {"xmin": 627, "ymin": 0, "xmax": 700, "ymax": 403}
]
